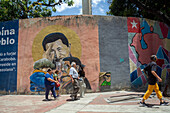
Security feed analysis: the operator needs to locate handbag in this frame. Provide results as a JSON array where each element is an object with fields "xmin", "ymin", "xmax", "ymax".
[{"xmin": 55, "ymin": 82, "xmax": 60, "ymax": 87}]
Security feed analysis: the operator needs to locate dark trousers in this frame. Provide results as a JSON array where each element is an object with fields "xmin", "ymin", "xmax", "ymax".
[
  {"xmin": 72, "ymin": 78, "xmax": 80, "ymax": 98},
  {"xmin": 45, "ymin": 85, "xmax": 56, "ymax": 99}
]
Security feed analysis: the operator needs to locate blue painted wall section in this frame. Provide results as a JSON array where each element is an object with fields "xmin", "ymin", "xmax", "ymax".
[{"xmin": 0, "ymin": 20, "xmax": 19, "ymax": 92}]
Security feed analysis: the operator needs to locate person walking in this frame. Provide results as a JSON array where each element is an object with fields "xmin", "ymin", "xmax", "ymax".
[
  {"xmin": 69, "ymin": 62, "xmax": 80, "ymax": 100},
  {"xmin": 140, "ymin": 55, "xmax": 169, "ymax": 106},
  {"xmin": 44, "ymin": 68, "xmax": 57, "ymax": 101},
  {"xmin": 78, "ymin": 64, "xmax": 86, "ymax": 98}
]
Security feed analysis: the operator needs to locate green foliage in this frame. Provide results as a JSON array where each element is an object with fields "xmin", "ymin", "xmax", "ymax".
[
  {"xmin": 67, "ymin": 0, "xmax": 74, "ymax": 6},
  {"xmin": 107, "ymin": 0, "xmax": 138, "ymax": 16},
  {"xmin": 0, "ymin": 0, "xmax": 74, "ymax": 22},
  {"xmin": 107, "ymin": 0, "xmax": 170, "ymax": 22}
]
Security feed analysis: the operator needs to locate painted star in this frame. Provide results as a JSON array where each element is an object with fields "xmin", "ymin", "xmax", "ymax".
[{"xmin": 131, "ymin": 20, "xmax": 138, "ymax": 29}]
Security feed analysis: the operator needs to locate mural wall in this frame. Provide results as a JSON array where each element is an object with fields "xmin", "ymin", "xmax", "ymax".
[
  {"xmin": 17, "ymin": 16, "xmax": 100, "ymax": 93},
  {"xmin": 128, "ymin": 17, "xmax": 170, "ymax": 91},
  {"xmin": 0, "ymin": 15, "xmax": 169, "ymax": 93},
  {"xmin": 99, "ymin": 17, "xmax": 130, "ymax": 90}
]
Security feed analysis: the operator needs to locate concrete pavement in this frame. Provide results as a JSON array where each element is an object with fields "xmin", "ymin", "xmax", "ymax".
[{"xmin": 0, "ymin": 91, "xmax": 170, "ymax": 113}]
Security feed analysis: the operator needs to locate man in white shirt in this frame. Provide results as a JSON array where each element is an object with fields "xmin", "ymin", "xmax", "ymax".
[{"xmin": 69, "ymin": 62, "xmax": 80, "ymax": 100}]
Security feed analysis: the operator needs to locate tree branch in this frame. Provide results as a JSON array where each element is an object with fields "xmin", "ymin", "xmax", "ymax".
[
  {"xmin": 32, "ymin": 1, "xmax": 62, "ymax": 7},
  {"xmin": 129, "ymin": 0, "xmax": 170, "ymax": 26}
]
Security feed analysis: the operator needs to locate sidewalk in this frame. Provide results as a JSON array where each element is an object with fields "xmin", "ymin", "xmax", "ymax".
[{"xmin": 0, "ymin": 91, "xmax": 170, "ymax": 113}]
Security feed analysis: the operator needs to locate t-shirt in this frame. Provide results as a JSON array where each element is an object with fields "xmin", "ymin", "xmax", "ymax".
[
  {"xmin": 53, "ymin": 73, "xmax": 59, "ymax": 81},
  {"xmin": 144, "ymin": 61, "xmax": 157, "ymax": 85},
  {"xmin": 53, "ymin": 73, "xmax": 58, "ymax": 77},
  {"xmin": 69, "ymin": 67, "xmax": 78, "ymax": 78},
  {"xmin": 44, "ymin": 73, "xmax": 55, "ymax": 86},
  {"xmin": 101, "ymin": 81, "xmax": 111, "ymax": 86}
]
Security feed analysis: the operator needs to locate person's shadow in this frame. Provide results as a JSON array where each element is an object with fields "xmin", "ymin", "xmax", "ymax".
[
  {"xmin": 66, "ymin": 99, "xmax": 75, "ymax": 101},
  {"xmin": 66, "ymin": 96, "xmax": 80, "ymax": 101},
  {"xmin": 42, "ymin": 99, "xmax": 53, "ymax": 101},
  {"xmin": 139, "ymin": 103, "xmax": 160, "ymax": 108}
]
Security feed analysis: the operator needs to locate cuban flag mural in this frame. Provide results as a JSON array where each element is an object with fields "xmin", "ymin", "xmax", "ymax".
[{"xmin": 128, "ymin": 17, "xmax": 170, "ymax": 90}]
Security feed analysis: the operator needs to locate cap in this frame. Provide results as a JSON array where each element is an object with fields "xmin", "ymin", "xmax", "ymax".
[{"xmin": 71, "ymin": 62, "xmax": 76, "ymax": 66}]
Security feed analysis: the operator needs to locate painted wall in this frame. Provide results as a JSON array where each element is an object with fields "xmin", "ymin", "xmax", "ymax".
[
  {"xmin": 0, "ymin": 15, "xmax": 169, "ymax": 94},
  {"xmin": 17, "ymin": 16, "xmax": 100, "ymax": 93},
  {"xmin": 128, "ymin": 17, "xmax": 170, "ymax": 91},
  {"xmin": 0, "ymin": 20, "xmax": 19, "ymax": 92},
  {"xmin": 99, "ymin": 17, "xmax": 130, "ymax": 90}
]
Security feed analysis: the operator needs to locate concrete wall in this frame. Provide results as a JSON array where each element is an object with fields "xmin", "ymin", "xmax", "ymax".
[{"xmin": 99, "ymin": 17, "xmax": 130, "ymax": 90}]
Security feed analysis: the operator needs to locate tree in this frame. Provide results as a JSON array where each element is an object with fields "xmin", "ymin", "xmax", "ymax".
[
  {"xmin": 0, "ymin": 0, "xmax": 74, "ymax": 22},
  {"xmin": 107, "ymin": 0, "xmax": 170, "ymax": 26}
]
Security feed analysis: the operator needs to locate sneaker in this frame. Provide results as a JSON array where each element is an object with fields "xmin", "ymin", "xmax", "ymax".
[
  {"xmin": 74, "ymin": 97, "xmax": 80, "ymax": 100},
  {"xmin": 70, "ymin": 95, "xmax": 75, "ymax": 100},
  {"xmin": 43, "ymin": 99, "xmax": 50, "ymax": 101},
  {"xmin": 160, "ymin": 101, "xmax": 169, "ymax": 106},
  {"xmin": 140, "ymin": 101, "xmax": 147, "ymax": 107}
]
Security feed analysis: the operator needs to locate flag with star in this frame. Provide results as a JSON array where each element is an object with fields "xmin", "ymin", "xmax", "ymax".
[{"xmin": 127, "ymin": 17, "xmax": 141, "ymax": 33}]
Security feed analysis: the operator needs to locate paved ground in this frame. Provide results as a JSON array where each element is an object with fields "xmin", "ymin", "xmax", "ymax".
[{"xmin": 0, "ymin": 91, "xmax": 170, "ymax": 113}]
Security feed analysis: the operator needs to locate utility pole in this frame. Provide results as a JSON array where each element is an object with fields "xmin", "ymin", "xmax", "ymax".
[{"xmin": 82, "ymin": 0, "xmax": 92, "ymax": 15}]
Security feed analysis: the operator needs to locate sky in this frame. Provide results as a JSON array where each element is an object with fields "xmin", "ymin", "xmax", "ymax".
[{"xmin": 52, "ymin": 0, "xmax": 110, "ymax": 16}]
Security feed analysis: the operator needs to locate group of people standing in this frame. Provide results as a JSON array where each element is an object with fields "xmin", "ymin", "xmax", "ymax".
[{"xmin": 44, "ymin": 62, "xmax": 86, "ymax": 101}]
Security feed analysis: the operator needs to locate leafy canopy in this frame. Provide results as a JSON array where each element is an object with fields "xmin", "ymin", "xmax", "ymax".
[
  {"xmin": 0, "ymin": 0, "xmax": 74, "ymax": 21},
  {"xmin": 107, "ymin": 0, "xmax": 170, "ymax": 26}
]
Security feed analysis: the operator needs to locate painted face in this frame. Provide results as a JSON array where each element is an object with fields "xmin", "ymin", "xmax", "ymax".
[
  {"xmin": 99, "ymin": 73, "xmax": 111, "ymax": 86},
  {"xmin": 104, "ymin": 74, "xmax": 111, "ymax": 82},
  {"xmin": 44, "ymin": 39, "xmax": 70, "ymax": 63}
]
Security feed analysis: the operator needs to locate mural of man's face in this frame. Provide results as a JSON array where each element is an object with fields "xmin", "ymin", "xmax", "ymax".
[
  {"xmin": 43, "ymin": 39, "xmax": 70, "ymax": 63},
  {"xmin": 99, "ymin": 73, "xmax": 111, "ymax": 86}
]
